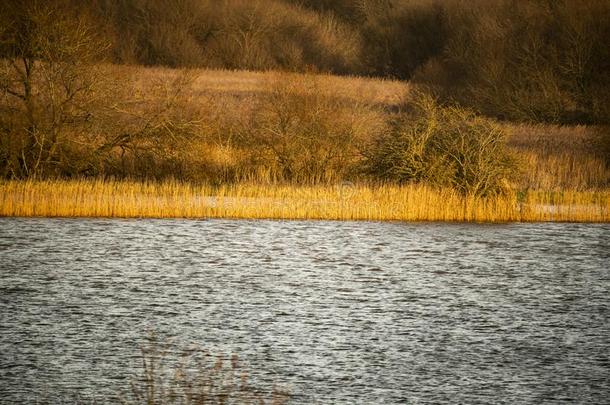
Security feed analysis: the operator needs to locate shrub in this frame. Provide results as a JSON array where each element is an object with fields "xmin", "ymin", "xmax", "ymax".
[
  {"xmin": 243, "ymin": 74, "xmax": 367, "ymax": 183},
  {"xmin": 91, "ymin": 70, "xmax": 202, "ymax": 180},
  {"xmin": 365, "ymin": 91, "xmax": 516, "ymax": 196}
]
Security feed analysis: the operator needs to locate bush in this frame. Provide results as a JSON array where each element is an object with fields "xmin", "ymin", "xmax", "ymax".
[
  {"xmin": 91, "ymin": 70, "xmax": 201, "ymax": 180},
  {"xmin": 365, "ymin": 91, "xmax": 515, "ymax": 196},
  {"xmin": 243, "ymin": 74, "xmax": 367, "ymax": 183}
]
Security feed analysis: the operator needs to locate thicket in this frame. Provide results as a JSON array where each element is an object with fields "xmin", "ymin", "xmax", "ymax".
[
  {"xmin": 90, "ymin": 0, "xmax": 361, "ymax": 73},
  {"xmin": 364, "ymin": 93, "xmax": 515, "ymax": 196}
]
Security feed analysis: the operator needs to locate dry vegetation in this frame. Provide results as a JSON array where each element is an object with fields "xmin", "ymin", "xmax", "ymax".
[
  {"xmin": 2, "ymin": 179, "xmax": 608, "ymax": 223},
  {"xmin": 0, "ymin": 0, "xmax": 608, "ymax": 222},
  {"xmin": 1, "ymin": 64, "xmax": 609, "ymax": 222},
  {"xmin": 506, "ymin": 124, "xmax": 609, "ymax": 190},
  {"xmin": 82, "ymin": 0, "xmax": 610, "ymax": 125},
  {"xmin": 120, "ymin": 333, "xmax": 289, "ymax": 404},
  {"xmin": 3, "ymin": 0, "xmax": 609, "ymax": 124}
]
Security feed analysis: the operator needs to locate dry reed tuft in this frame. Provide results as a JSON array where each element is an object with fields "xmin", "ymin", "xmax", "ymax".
[
  {"xmin": 1, "ymin": 180, "xmax": 608, "ymax": 223},
  {"xmin": 120, "ymin": 332, "xmax": 290, "ymax": 405}
]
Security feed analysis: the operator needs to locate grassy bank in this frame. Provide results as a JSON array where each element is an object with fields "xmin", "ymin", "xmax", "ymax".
[
  {"xmin": 2, "ymin": 64, "xmax": 608, "ymax": 223},
  {"xmin": 2, "ymin": 180, "xmax": 608, "ymax": 223}
]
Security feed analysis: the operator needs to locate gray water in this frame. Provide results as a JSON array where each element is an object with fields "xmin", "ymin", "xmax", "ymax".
[{"xmin": 0, "ymin": 218, "xmax": 609, "ymax": 404}]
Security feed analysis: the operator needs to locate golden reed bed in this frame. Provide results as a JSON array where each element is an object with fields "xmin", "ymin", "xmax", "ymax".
[{"xmin": 1, "ymin": 180, "xmax": 608, "ymax": 223}]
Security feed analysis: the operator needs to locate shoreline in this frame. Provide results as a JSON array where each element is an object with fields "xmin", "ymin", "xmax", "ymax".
[{"xmin": 1, "ymin": 180, "xmax": 608, "ymax": 223}]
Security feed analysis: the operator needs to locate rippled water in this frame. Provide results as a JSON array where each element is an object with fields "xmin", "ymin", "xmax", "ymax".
[{"xmin": 0, "ymin": 218, "xmax": 609, "ymax": 404}]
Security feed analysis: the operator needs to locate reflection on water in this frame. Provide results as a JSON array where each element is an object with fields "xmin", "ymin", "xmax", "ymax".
[{"xmin": 0, "ymin": 218, "xmax": 609, "ymax": 403}]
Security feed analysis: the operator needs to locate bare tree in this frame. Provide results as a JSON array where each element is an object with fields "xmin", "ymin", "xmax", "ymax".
[
  {"xmin": 93, "ymin": 69, "xmax": 200, "ymax": 179},
  {"xmin": 0, "ymin": 0, "xmax": 108, "ymax": 178}
]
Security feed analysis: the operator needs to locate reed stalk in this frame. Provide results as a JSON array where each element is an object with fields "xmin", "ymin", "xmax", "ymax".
[{"xmin": 1, "ymin": 180, "xmax": 608, "ymax": 223}]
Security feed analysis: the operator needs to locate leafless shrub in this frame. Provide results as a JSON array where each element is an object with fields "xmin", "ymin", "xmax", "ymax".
[
  {"xmin": 243, "ymin": 73, "xmax": 374, "ymax": 183},
  {"xmin": 92, "ymin": 69, "xmax": 201, "ymax": 180},
  {"xmin": 365, "ymin": 91, "xmax": 516, "ymax": 196}
]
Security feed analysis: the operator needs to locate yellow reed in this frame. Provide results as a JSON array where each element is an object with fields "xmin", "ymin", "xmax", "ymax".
[{"xmin": 1, "ymin": 180, "xmax": 608, "ymax": 222}]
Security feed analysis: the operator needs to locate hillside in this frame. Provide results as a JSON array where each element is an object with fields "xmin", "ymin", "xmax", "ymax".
[{"xmin": 2, "ymin": 0, "xmax": 609, "ymax": 124}]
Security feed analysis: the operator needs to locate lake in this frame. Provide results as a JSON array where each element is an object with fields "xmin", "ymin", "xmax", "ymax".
[{"xmin": 0, "ymin": 218, "xmax": 608, "ymax": 403}]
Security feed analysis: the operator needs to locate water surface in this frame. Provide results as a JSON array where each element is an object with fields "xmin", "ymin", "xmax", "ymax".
[{"xmin": 0, "ymin": 218, "xmax": 608, "ymax": 403}]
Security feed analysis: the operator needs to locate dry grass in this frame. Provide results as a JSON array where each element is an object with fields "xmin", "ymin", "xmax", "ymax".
[
  {"xmin": 111, "ymin": 64, "xmax": 409, "ymax": 108},
  {"xmin": 516, "ymin": 152, "xmax": 608, "ymax": 190},
  {"xmin": 1, "ymin": 180, "xmax": 608, "ymax": 223},
  {"xmin": 506, "ymin": 124, "xmax": 609, "ymax": 190}
]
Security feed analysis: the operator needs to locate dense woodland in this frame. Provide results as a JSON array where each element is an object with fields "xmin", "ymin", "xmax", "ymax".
[{"xmin": 0, "ymin": 0, "xmax": 608, "ymax": 193}]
